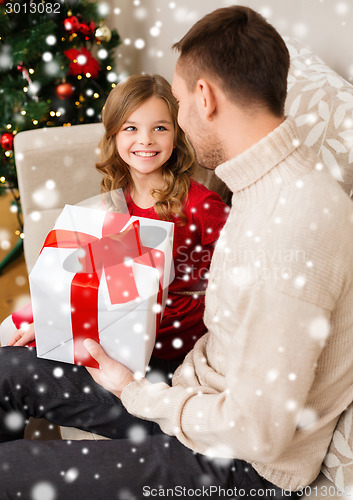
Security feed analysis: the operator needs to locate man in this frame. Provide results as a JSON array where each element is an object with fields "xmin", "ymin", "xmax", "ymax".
[{"xmin": 1, "ymin": 6, "xmax": 353, "ymax": 498}]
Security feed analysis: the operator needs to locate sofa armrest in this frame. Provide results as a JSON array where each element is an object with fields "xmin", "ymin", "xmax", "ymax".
[{"xmin": 14, "ymin": 123, "xmax": 104, "ymax": 272}]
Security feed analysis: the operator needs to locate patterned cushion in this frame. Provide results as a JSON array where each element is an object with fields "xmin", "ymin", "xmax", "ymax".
[
  {"xmin": 321, "ymin": 406, "xmax": 353, "ymax": 491},
  {"xmin": 284, "ymin": 37, "xmax": 353, "ymax": 198},
  {"xmin": 284, "ymin": 39, "xmax": 353, "ymax": 491}
]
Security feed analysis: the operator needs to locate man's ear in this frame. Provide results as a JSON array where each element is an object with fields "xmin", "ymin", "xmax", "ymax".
[{"xmin": 195, "ymin": 79, "xmax": 217, "ymax": 120}]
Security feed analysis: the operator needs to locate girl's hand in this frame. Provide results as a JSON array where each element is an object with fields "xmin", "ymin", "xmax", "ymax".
[
  {"xmin": 7, "ymin": 322, "xmax": 35, "ymax": 346},
  {"xmin": 84, "ymin": 339, "xmax": 135, "ymax": 399}
]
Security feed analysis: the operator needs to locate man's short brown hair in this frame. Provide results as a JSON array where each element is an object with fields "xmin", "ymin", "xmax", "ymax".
[{"xmin": 172, "ymin": 6, "xmax": 290, "ymax": 117}]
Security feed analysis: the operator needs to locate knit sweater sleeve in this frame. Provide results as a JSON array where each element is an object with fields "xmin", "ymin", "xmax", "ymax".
[{"xmin": 121, "ymin": 281, "xmax": 329, "ymax": 463}]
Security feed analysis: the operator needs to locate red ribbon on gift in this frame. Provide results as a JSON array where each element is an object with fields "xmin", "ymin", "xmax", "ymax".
[{"xmin": 41, "ymin": 212, "xmax": 165, "ymax": 369}]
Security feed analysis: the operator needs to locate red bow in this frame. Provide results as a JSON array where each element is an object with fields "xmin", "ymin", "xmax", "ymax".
[{"xmin": 41, "ymin": 212, "xmax": 165, "ymax": 368}]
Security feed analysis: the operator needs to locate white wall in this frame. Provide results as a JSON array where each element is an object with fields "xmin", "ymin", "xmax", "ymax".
[{"xmin": 104, "ymin": 0, "xmax": 353, "ymax": 83}]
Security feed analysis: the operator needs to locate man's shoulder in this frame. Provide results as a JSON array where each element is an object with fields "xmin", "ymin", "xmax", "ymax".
[
  {"xmin": 265, "ymin": 167, "xmax": 353, "ymax": 309},
  {"xmin": 282, "ymin": 165, "xmax": 353, "ymax": 229}
]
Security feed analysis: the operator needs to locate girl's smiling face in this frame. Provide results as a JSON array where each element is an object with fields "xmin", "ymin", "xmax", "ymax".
[{"xmin": 116, "ymin": 96, "xmax": 175, "ymax": 181}]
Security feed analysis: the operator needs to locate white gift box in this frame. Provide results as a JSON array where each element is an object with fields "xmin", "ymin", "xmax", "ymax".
[{"xmin": 29, "ymin": 204, "xmax": 174, "ymax": 374}]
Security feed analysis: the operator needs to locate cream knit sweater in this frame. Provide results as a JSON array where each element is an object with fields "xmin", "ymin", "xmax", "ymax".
[{"xmin": 121, "ymin": 117, "xmax": 353, "ymax": 491}]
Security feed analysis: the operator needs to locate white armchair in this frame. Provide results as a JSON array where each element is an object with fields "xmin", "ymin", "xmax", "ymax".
[{"xmin": 14, "ymin": 122, "xmax": 104, "ymax": 273}]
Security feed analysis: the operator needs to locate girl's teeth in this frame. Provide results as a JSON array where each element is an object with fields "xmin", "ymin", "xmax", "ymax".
[{"xmin": 134, "ymin": 152, "xmax": 158, "ymax": 157}]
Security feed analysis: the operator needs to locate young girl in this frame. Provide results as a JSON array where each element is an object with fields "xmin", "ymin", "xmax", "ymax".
[{"xmin": 7, "ymin": 74, "xmax": 229, "ymax": 372}]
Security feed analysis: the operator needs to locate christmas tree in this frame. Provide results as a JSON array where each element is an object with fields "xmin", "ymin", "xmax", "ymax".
[{"xmin": 0, "ymin": 0, "xmax": 121, "ymax": 244}]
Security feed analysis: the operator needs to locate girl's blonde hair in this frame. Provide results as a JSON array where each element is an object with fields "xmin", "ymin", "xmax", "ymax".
[{"xmin": 96, "ymin": 73, "xmax": 195, "ymax": 222}]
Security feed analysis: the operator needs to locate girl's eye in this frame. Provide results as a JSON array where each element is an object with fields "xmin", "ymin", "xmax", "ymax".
[
  {"xmin": 124, "ymin": 126, "xmax": 136, "ymax": 131},
  {"xmin": 154, "ymin": 126, "xmax": 167, "ymax": 131}
]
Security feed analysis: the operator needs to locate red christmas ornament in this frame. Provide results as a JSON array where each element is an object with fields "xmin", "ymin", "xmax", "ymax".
[
  {"xmin": 64, "ymin": 16, "xmax": 80, "ymax": 32},
  {"xmin": 64, "ymin": 47, "xmax": 100, "ymax": 79},
  {"xmin": 1, "ymin": 132, "xmax": 14, "ymax": 151},
  {"xmin": 55, "ymin": 82, "xmax": 74, "ymax": 100},
  {"xmin": 78, "ymin": 20, "xmax": 96, "ymax": 38}
]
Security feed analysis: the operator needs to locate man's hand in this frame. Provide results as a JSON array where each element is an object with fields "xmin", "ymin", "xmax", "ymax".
[
  {"xmin": 84, "ymin": 339, "xmax": 135, "ymax": 399},
  {"xmin": 8, "ymin": 322, "xmax": 35, "ymax": 346}
]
